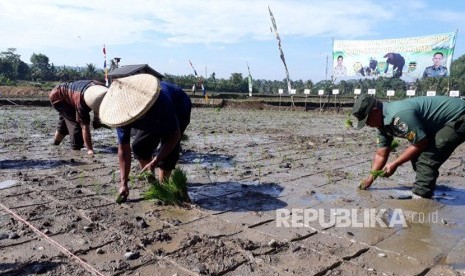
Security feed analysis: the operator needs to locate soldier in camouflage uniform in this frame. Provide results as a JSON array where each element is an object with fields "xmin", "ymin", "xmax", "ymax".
[{"xmin": 352, "ymin": 94, "xmax": 465, "ymax": 198}]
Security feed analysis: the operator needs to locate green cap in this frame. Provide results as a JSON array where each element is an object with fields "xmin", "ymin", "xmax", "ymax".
[{"xmin": 352, "ymin": 94, "xmax": 377, "ymax": 129}]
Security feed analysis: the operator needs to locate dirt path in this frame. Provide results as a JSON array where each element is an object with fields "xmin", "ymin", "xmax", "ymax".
[{"xmin": 1, "ymin": 105, "xmax": 465, "ymax": 275}]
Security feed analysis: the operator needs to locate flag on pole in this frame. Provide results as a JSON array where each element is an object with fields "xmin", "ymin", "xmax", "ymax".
[
  {"xmin": 188, "ymin": 60, "xmax": 198, "ymax": 93},
  {"xmin": 103, "ymin": 44, "xmax": 108, "ymax": 86},
  {"xmin": 188, "ymin": 60, "xmax": 198, "ymax": 77},
  {"xmin": 247, "ymin": 62, "xmax": 253, "ymax": 97},
  {"xmin": 188, "ymin": 60, "xmax": 208, "ymax": 101},
  {"xmin": 268, "ymin": 6, "xmax": 291, "ymax": 94}
]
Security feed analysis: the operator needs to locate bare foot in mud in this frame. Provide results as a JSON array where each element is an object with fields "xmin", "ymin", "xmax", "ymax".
[{"xmin": 116, "ymin": 187, "xmax": 129, "ymax": 204}]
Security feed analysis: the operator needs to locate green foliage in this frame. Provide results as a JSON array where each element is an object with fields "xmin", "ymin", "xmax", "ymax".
[
  {"xmin": 0, "ymin": 48, "xmax": 30, "ymax": 80},
  {"xmin": 3, "ymin": 46, "xmax": 465, "ymax": 95},
  {"xmin": 30, "ymin": 53, "xmax": 52, "ymax": 81},
  {"xmin": 0, "ymin": 75, "xmax": 14, "ymax": 86},
  {"xmin": 142, "ymin": 169, "xmax": 190, "ymax": 205}
]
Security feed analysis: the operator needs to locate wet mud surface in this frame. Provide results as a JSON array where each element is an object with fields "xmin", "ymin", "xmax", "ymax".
[{"xmin": 1, "ymin": 105, "xmax": 465, "ymax": 275}]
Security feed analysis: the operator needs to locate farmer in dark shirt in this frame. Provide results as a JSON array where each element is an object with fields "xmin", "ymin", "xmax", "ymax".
[
  {"xmin": 49, "ymin": 80, "xmax": 107, "ymax": 155},
  {"xmin": 99, "ymin": 74, "xmax": 192, "ymax": 203}
]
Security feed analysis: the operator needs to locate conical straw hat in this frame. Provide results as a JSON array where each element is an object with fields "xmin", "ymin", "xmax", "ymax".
[
  {"xmin": 100, "ymin": 74, "xmax": 161, "ymax": 127},
  {"xmin": 83, "ymin": 85, "xmax": 107, "ymax": 114}
]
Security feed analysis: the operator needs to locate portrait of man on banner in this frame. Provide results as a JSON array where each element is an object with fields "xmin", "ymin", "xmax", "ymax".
[{"xmin": 332, "ymin": 32, "xmax": 456, "ymax": 81}]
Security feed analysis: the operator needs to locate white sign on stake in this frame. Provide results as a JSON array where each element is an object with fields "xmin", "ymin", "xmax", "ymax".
[
  {"xmin": 304, "ymin": 89, "xmax": 310, "ymax": 95},
  {"xmin": 278, "ymin": 89, "xmax": 284, "ymax": 95},
  {"xmin": 426, "ymin": 91, "xmax": 436, "ymax": 96},
  {"xmin": 386, "ymin": 90, "xmax": 395, "ymax": 97},
  {"xmin": 318, "ymin": 89, "xmax": 324, "ymax": 95},
  {"xmin": 450, "ymin": 90, "xmax": 460, "ymax": 97},
  {"xmin": 368, "ymin": 89, "xmax": 376, "ymax": 95},
  {"xmin": 290, "ymin": 89, "xmax": 296, "ymax": 95},
  {"xmin": 406, "ymin": 89, "xmax": 416, "ymax": 96},
  {"xmin": 332, "ymin": 89, "xmax": 339, "ymax": 95},
  {"xmin": 354, "ymin": 88, "xmax": 361, "ymax": 95}
]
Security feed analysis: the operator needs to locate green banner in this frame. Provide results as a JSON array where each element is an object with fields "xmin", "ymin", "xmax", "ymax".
[{"xmin": 333, "ymin": 32, "xmax": 456, "ymax": 81}]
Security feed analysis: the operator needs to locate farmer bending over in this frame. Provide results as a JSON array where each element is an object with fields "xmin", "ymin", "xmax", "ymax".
[
  {"xmin": 49, "ymin": 80, "xmax": 107, "ymax": 155},
  {"xmin": 352, "ymin": 94, "xmax": 465, "ymax": 198},
  {"xmin": 99, "ymin": 74, "xmax": 192, "ymax": 203}
]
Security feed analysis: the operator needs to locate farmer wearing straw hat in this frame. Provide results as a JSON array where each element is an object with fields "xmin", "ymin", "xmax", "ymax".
[
  {"xmin": 352, "ymin": 94, "xmax": 465, "ymax": 198},
  {"xmin": 49, "ymin": 80, "xmax": 107, "ymax": 155},
  {"xmin": 99, "ymin": 74, "xmax": 192, "ymax": 203}
]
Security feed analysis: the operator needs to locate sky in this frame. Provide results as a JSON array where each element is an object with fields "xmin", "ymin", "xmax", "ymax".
[{"xmin": 1, "ymin": 0, "xmax": 465, "ymax": 82}]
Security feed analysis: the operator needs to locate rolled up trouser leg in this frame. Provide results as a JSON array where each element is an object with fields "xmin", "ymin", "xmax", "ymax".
[{"xmin": 412, "ymin": 124, "xmax": 464, "ymax": 198}]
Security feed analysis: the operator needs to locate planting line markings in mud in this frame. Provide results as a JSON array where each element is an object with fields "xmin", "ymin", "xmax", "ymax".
[
  {"xmin": 0, "ymin": 201, "xmax": 105, "ymax": 276},
  {"xmin": 21, "ymin": 175, "xmax": 194, "ymax": 265},
  {"xmin": 30, "ymin": 179, "xmax": 199, "ymax": 272}
]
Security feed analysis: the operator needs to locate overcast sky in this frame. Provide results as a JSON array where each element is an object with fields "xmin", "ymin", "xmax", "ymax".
[{"xmin": 1, "ymin": 0, "xmax": 464, "ymax": 82}]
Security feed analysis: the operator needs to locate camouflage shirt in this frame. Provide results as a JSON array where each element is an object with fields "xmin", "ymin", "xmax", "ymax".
[{"xmin": 376, "ymin": 96, "xmax": 465, "ymax": 148}]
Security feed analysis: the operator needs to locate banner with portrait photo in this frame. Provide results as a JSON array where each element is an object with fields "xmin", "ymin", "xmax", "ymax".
[{"xmin": 332, "ymin": 32, "xmax": 457, "ymax": 81}]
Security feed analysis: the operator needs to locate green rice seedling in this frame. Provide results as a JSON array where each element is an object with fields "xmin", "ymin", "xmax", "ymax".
[
  {"xmin": 325, "ymin": 171, "xmax": 334, "ymax": 184},
  {"xmin": 205, "ymin": 165, "xmax": 218, "ymax": 184},
  {"xmin": 138, "ymin": 170, "xmax": 157, "ymax": 182},
  {"xmin": 142, "ymin": 169, "xmax": 190, "ymax": 205},
  {"xmin": 370, "ymin": 170, "xmax": 385, "ymax": 178},
  {"xmin": 93, "ymin": 181, "xmax": 102, "ymax": 195},
  {"xmin": 18, "ymin": 118, "xmax": 25, "ymax": 136},
  {"xmin": 391, "ymin": 139, "xmax": 400, "ymax": 151},
  {"xmin": 128, "ymin": 171, "xmax": 140, "ymax": 188},
  {"xmin": 169, "ymin": 168, "xmax": 189, "ymax": 202},
  {"xmin": 359, "ymin": 170, "xmax": 386, "ymax": 190},
  {"xmin": 79, "ymin": 171, "xmax": 85, "ymax": 186},
  {"xmin": 144, "ymin": 179, "xmax": 178, "ymax": 205},
  {"xmin": 344, "ymin": 113, "xmax": 353, "ymax": 129},
  {"xmin": 346, "ymin": 172, "xmax": 354, "ymax": 180},
  {"xmin": 195, "ymin": 157, "xmax": 202, "ymax": 172},
  {"xmin": 111, "ymin": 170, "xmax": 116, "ymax": 184}
]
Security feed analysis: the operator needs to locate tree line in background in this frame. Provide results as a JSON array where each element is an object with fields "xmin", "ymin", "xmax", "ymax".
[{"xmin": 2, "ymin": 47, "xmax": 465, "ymax": 97}]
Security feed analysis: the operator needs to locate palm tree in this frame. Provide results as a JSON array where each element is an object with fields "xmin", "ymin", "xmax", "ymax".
[{"xmin": 84, "ymin": 63, "xmax": 97, "ymax": 79}]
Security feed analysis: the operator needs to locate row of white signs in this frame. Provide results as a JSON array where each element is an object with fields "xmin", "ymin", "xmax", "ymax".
[{"xmin": 278, "ymin": 88, "xmax": 460, "ymax": 97}]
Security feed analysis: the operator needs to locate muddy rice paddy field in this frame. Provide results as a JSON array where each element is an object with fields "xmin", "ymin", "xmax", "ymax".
[{"xmin": 1, "ymin": 104, "xmax": 465, "ymax": 275}]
